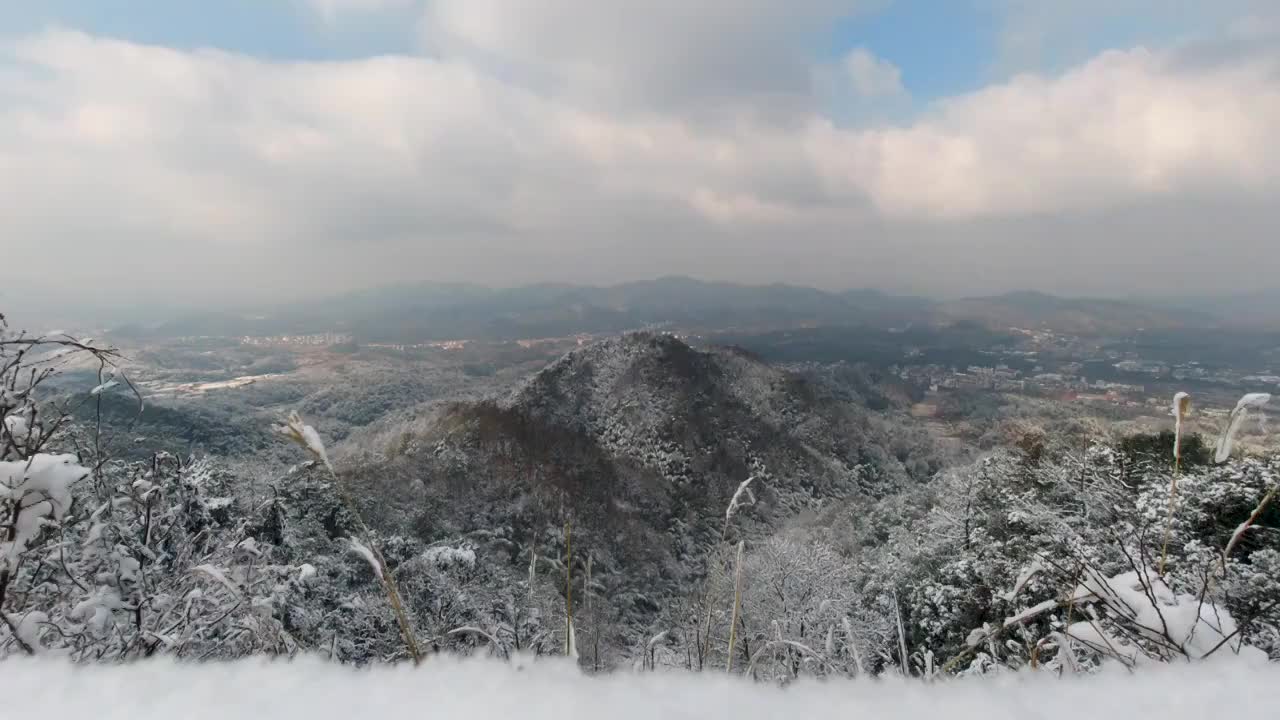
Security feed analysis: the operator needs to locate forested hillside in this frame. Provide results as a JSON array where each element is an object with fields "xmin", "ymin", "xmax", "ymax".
[{"xmin": 3, "ymin": 316, "xmax": 1278, "ymax": 680}]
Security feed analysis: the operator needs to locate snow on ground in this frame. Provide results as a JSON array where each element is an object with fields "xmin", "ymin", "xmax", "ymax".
[
  {"xmin": 137, "ymin": 373, "xmax": 285, "ymax": 397},
  {"xmin": 4, "ymin": 656, "xmax": 1275, "ymax": 719}
]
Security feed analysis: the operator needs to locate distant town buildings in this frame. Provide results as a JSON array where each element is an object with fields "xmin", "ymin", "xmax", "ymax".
[
  {"xmin": 1114, "ymin": 360, "xmax": 1169, "ymax": 375},
  {"xmin": 366, "ymin": 340, "xmax": 469, "ymax": 352},
  {"xmin": 240, "ymin": 332, "xmax": 353, "ymax": 347},
  {"xmin": 516, "ymin": 334, "xmax": 596, "ymax": 349}
]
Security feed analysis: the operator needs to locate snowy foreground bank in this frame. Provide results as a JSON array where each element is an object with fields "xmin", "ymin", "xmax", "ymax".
[{"xmin": 5, "ymin": 657, "xmax": 1276, "ymax": 719}]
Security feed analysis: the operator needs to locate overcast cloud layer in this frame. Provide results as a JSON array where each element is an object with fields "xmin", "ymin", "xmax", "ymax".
[{"xmin": 1, "ymin": 1, "xmax": 1278, "ymax": 309}]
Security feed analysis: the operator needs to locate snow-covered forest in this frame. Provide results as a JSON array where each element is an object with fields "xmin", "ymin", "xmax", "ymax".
[{"xmin": 3, "ymin": 313, "xmax": 1279, "ymax": 694}]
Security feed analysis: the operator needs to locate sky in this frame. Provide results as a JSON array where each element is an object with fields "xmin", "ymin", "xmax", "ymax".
[{"xmin": 1, "ymin": 0, "xmax": 1277, "ymax": 313}]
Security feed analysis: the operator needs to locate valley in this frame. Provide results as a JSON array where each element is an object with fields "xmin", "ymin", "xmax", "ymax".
[{"xmin": 71, "ymin": 279, "xmax": 1279, "ymax": 468}]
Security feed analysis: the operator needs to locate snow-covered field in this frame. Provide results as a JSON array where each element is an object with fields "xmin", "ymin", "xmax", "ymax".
[{"xmin": 6, "ymin": 656, "xmax": 1275, "ymax": 719}]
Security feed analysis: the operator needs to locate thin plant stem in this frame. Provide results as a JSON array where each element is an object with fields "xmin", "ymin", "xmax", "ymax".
[
  {"xmin": 725, "ymin": 541, "xmax": 744, "ymax": 672},
  {"xmin": 324, "ymin": 463, "xmax": 422, "ymax": 664},
  {"xmin": 565, "ymin": 521, "xmax": 574, "ymax": 657},
  {"xmin": 1158, "ymin": 458, "xmax": 1180, "ymax": 576}
]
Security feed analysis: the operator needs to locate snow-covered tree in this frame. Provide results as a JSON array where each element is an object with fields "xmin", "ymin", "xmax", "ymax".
[{"xmin": 1, "ymin": 320, "xmax": 308, "ymax": 658}]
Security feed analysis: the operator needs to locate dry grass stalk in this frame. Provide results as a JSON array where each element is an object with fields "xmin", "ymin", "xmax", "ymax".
[
  {"xmin": 725, "ymin": 540, "xmax": 745, "ymax": 671},
  {"xmin": 1214, "ymin": 393, "xmax": 1271, "ymax": 464},
  {"xmin": 1223, "ymin": 483, "xmax": 1279, "ymax": 567},
  {"xmin": 277, "ymin": 412, "xmax": 422, "ymax": 664},
  {"xmin": 1159, "ymin": 393, "xmax": 1191, "ymax": 575},
  {"xmin": 565, "ymin": 521, "xmax": 575, "ymax": 658},
  {"xmin": 697, "ymin": 475, "xmax": 760, "ymax": 668},
  {"xmin": 528, "ymin": 550, "xmax": 537, "ymax": 600},
  {"xmin": 892, "ymin": 589, "xmax": 910, "ymax": 677},
  {"xmin": 841, "ymin": 617, "xmax": 865, "ymax": 676},
  {"xmin": 586, "ymin": 553, "xmax": 600, "ymax": 671}
]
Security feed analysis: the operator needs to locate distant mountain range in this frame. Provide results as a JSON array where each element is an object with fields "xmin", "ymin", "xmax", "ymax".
[
  {"xmin": 105, "ymin": 276, "xmax": 1255, "ymax": 342},
  {"xmin": 938, "ymin": 290, "xmax": 1221, "ymax": 336}
]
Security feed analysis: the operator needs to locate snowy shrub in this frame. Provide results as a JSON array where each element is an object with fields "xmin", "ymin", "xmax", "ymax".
[
  {"xmin": 424, "ymin": 544, "xmax": 478, "ymax": 571},
  {"xmin": 0, "ymin": 322, "xmax": 309, "ymax": 660}
]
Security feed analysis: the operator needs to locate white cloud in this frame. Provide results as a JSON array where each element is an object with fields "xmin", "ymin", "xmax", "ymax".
[
  {"xmin": 811, "ymin": 47, "xmax": 1280, "ymax": 218},
  {"xmin": 0, "ymin": 12, "xmax": 1278, "ymax": 304},
  {"xmin": 844, "ymin": 47, "xmax": 905, "ymax": 97},
  {"xmin": 984, "ymin": 0, "xmax": 1278, "ymax": 76},
  {"xmin": 422, "ymin": 0, "xmax": 871, "ymax": 114}
]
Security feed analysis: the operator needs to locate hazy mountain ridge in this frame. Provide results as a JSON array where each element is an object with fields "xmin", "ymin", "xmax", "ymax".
[
  {"xmin": 940, "ymin": 290, "xmax": 1219, "ymax": 335},
  {"xmin": 339, "ymin": 277, "xmax": 933, "ymax": 341},
  {"xmin": 106, "ymin": 277, "xmax": 1249, "ymax": 343}
]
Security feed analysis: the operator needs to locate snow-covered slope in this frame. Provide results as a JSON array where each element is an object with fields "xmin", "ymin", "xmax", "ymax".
[
  {"xmin": 502, "ymin": 332, "xmax": 931, "ymax": 496},
  {"xmin": 7, "ymin": 655, "xmax": 1274, "ymax": 719},
  {"xmin": 387, "ymin": 332, "xmax": 938, "ymax": 567},
  {"xmin": 338, "ymin": 333, "xmax": 939, "ymax": 653}
]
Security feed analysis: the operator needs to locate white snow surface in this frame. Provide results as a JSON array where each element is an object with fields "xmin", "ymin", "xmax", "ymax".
[
  {"xmin": 424, "ymin": 545, "xmax": 477, "ymax": 570},
  {"xmin": 0, "ymin": 453, "xmax": 89, "ymax": 568},
  {"xmin": 2, "ymin": 655, "xmax": 1276, "ymax": 719}
]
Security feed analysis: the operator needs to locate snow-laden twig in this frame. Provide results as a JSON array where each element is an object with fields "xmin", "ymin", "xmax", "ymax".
[
  {"xmin": 747, "ymin": 638, "xmax": 836, "ymax": 679},
  {"xmin": 192, "ymin": 564, "xmax": 241, "ymax": 596},
  {"xmin": 1222, "ymin": 483, "xmax": 1279, "ymax": 566},
  {"xmin": 1, "ymin": 611, "xmax": 43, "ymax": 655},
  {"xmin": 1002, "ymin": 560, "xmax": 1265, "ymax": 667},
  {"xmin": 646, "ymin": 630, "xmax": 669, "ymax": 651},
  {"xmin": 643, "ymin": 630, "xmax": 669, "ymax": 671},
  {"xmin": 1002, "ymin": 559, "xmax": 1044, "ymax": 602},
  {"xmin": 448, "ymin": 626, "xmax": 505, "ymax": 657}
]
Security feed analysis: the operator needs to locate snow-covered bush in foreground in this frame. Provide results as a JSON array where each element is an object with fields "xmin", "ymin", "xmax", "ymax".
[
  {"xmin": 1, "ymin": 319, "xmax": 307, "ymax": 660},
  {"xmin": 2, "ymin": 453, "xmax": 306, "ymax": 659},
  {"xmin": 4, "ymin": 654, "xmax": 1277, "ymax": 720}
]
